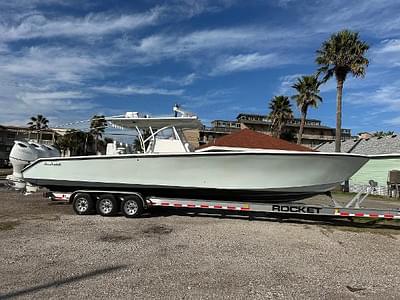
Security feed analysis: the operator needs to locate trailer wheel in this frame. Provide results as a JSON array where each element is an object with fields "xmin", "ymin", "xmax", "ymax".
[
  {"xmin": 97, "ymin": 194, "xmax": 119, "ymax": 216},
  {"xmin": 73, "ymin": 193, "xmax": 95, "ymax": 215},
  {"xmin": 121, "ymin": 195, "xmax": 144, "ymax": 218}
]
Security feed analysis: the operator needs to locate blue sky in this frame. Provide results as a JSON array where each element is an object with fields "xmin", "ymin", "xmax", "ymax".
[{"xmin": 1, "ymin": 0, "xmax": 400, "ymax": 135}]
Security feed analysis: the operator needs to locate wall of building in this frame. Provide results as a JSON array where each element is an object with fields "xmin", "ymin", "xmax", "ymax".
[
  {"xmin": 350, "ymin": 158, "xmax": 400, "ymax": 187},
  {"xmin": 349, "ymin": 157, "xmax": 400, "ymax": 195},
  {"xmin": 182, "ymin": 129, "xmax": 200, "ymax": 149}
]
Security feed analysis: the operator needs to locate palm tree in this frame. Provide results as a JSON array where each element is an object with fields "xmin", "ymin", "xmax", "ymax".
[
  {"xmin": 89, "ymin": 115, "xmax": 107, "ymax": 154},
  {"xmin": 373, "ymin": 131, "xmax": 394, "ymax": 137},
  {"xmin": 56, "ymin": 130, "xmax": 88, "ymax": 156},
  {"xmin": 316, "ymin": 29, "xmax": 369, "ymax": 152},
  {"xmin": 133, "ymin": 129, "xmax": 152, "ymax": 153},
  {"xmin": 27, "ymin": 114, "xmax": 49, "ymax": 142},
  {"xmin": 27, "ymin": 114, "xmax": 49, "ymax": 130},
  {"xmin": 268, "ymin": 95, "xmax": 293, "ymax": 138},
  {"xmin": 291, "ymin": 75, "xmax": 322, "ymax": 144}
]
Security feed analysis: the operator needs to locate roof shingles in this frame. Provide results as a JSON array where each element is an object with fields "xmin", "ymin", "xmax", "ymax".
[
  {"xmin": 315, "ymin": 135, "xmax": 400, "ymax": 155},
  {"xmin": 199, "ymin": 129, "xmax": 313, "ymax": 152}
]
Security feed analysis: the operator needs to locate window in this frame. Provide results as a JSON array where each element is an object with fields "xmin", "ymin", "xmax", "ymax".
[
  {"xmin": 41, "ymin": 134, "xmax": 53, "ymax": 141},
  {"xmin": 7, "ymin": 132, "xmax": 16, "ymax": 139}
]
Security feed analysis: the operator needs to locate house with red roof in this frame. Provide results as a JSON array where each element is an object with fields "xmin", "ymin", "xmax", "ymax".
[{"xmin": 197, "ymin": 129, "xmax": 314, "ymax": 152}]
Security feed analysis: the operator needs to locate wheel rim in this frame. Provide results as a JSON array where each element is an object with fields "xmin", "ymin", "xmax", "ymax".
[
  {"xmin": 124, "ymin": 200, "xmax": 138, "ymax": 215},
  {"xmin": 100, "ymin": 199, "xmax": 113, "ymax": 214},
  {"xmin": 76, "ymin": 198, "xmax": 89, "ymax": 213}
]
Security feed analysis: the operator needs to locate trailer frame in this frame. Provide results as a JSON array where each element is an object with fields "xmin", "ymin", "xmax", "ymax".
[{"xmin": 46, "ymin": 184, "xmax": 400, "ymax": 220}]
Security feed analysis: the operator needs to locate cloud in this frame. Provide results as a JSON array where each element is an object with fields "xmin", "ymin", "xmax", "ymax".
[
  {"xmin": 276, "ymin": 0, "xmax": 296, "ymax": 8},
  {"xmin": 300, "ymin": 0, "xmax": 400, "ymax": 36},
  {"xmin": 161, "ymin": 73, "xmax": 197, "ymax": 86},
  {"xmin": 346, "ymin": 80, "xmax": 400, "ymax": 113},
  {"xmin": 181, "ymin": 87, "xmax": 267, "ymax": 124},
  {"xmin": 182, "ymin": 88, "xmax": 238, "ymax": 110},
  {"xmin": 318, "ymin": 66, "xmax": 394, "ymax": 96},
  {"xmin": 92, "ymin": 85, "xmax": 184, "ymax": 96},
  {"xmin": 211, "ymin": 53, "xmax": 288, "ymax": 75},
  {"xmin": 0, "ymin": 77, "xmax": 97, "ymax": 125},
  {"xmin": 0, "ymin": 43, "xmax": 9, "ymax": 53},
  {"xmin": 17, "ymin": 91, "xmax": 90, "ymax": 102},
  {"xmin": 0, "ymin": 45, "xmax": 106, "ymax": 124},
  {"xmin": 118, "ymin": 26, "xmax": 306, "ymax": 65},
  {"xmin": 371, "ymin": 39, "xmax": 400, "ymax": 67},
  {"xmin": 385, "ymin": 116, "xmax": 400, "ymax": 125},
  {"xmin": 275, "ymin": 73, "xmax": 305, "ymax": 95},
  {"xmin": 0, "ymin": 46, "xmax": 109, "ymax": 84},
  {"xmin": 161, "ymin": 0, "xmax": 238, "ymax": 18},
  {"xmin": 0, "ymin": 8, "xmax": 163, "ymax": 41},
  {"xmin": 0, "ymin": 1, "xmax": 239, "ymax": 42}
]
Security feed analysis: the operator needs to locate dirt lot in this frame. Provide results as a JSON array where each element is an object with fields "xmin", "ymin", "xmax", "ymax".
[{"xmin": 1, "ymin": 189, "xmax": 400, "ymax": 299}]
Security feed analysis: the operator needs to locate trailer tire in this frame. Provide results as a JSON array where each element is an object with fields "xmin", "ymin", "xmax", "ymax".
[
  {"xmin": 73, "ymin": 193, "xmax": 95, "ymax": 215},
  {"xmin": 121, "ymin": 195, "xmax": 144, "ymax": 218},
  {"xmin": 97, "ymin": 194, "xmax": 119, "ymax": 216}
]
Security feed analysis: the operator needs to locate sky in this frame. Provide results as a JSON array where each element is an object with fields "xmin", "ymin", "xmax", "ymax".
[{"xmin": 1, "ymin": 0, "xmax": 400, "ymax": 136}]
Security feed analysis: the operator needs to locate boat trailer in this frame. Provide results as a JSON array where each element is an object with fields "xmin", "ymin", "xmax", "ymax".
[{"xmin": 45, "ymin": 181, "xmax": 400, "ymax": 220}]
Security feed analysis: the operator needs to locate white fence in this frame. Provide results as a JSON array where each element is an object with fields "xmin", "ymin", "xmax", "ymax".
[{"xmin": 350, "ymin": 184, "xmax": 388, "ymax": 196}]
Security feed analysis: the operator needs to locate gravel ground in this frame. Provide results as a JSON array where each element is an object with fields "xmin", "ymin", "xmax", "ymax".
[{"xmin": 1, "ymin": 189, "xmax": 400, "ymax": 299}]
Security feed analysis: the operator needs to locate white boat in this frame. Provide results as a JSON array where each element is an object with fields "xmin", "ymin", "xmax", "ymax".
[{"xmin": 10, "ymin": 106, "xmax": 369, "ymax": 202}]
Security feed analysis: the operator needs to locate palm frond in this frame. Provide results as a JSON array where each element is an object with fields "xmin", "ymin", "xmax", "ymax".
[{"xmin": 316, "ymin": 29, "xmax": 369, "ymax": 82}]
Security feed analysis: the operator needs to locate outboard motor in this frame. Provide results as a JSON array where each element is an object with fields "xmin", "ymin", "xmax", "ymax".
[
  {"xmin": 44, "ymin": 145, "xmax": 61, "ymax": 157},
  {"xmin": 7, "ymin": 141, "xmax": 61, "ymax": 191},
  {"xmin": 28, "ymin": 142, "xmax": 51, "ymax": 158},
  {"xmin": 7, "ymin": 141, "xmax": 39, "ymax": 190}
]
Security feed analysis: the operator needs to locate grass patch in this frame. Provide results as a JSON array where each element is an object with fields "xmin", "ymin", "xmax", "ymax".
[
  {"xmin": 332, "ymin": 191, "xmax": 398, "ymax": 201},
  {"xmin": 142, "ymin": 225, "xmax": 173, "ymax": 235},
  {"xmin": 0, "ymin": 221, "xmax": 20, "ymax": 231},
  {"xmin": 98, "ymin": 234, "xmax": 132, "ymax": 243},
  {"xmin": 329, "ymin": 226, "xmax": 398, "ymax": 238},
  {"xmin": 321, "ymin": 219, "xmax": 400, "ymax": 238}
]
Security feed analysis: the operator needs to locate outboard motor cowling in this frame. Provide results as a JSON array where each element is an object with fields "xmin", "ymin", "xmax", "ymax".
[
  {"xmin": 29, "ymin": 142, "xmax": 51, "ymax": 158},
  {"xmin": 44, "ymin": 145, "xmax": 61, "ymax": 157},
  {"xmin": 7, "ymin": 141, "xmax": 39, "ymax": 189},
  {"xmin": 7, "ymin": 141, "xmax": 61, "ymax": 191}
]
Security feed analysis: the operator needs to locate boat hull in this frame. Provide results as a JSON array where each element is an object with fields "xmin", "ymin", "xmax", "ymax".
[{"xmin": 22, "ymin": 151, "xmax": 369, "ymax": 202}]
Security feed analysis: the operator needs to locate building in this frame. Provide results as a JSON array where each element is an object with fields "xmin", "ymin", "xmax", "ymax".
[
  {"xmin": 182, "ymin": 129, "xmax": 202, "ymax": 150},
  {"xmin": 198, "ymin": 121, "xmax": 240, "ymax": 147},
  {"xmin": 199, "ymin": 113, "xmax": 351, "ymax": 148},
  {"xmin": 316, "ymin": 134, "xmax": 400, "ymax": 195},
  {"xmin": 0, "ymin": 125, "xmax": 58, "ymax": 167}
]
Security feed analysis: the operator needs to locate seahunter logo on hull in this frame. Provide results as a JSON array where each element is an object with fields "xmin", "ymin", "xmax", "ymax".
[
  {"xmin": 272, "ymin": 205, "xmax": 322, "ymax": 214},
  {"xmin": 44, "ymin": 162, "xmax": 61, "ymax": 166}
]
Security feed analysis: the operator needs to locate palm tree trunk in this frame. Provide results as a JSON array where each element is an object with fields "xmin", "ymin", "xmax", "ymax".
[
  {"xmin": 84, "ymin": 134, "xmax": 88, "ymax": 155},
  {"xmin": 277, "ymin": 123, "xmax": 283, "ymax": 139},
  {"xmin": 271, "ymin": 122, "xmax": 278, "ymax": 137},
  {"xmin": 335, "ymin": 79, "xmax": 344, "ymax": 152},
  {"xmin": 297, "ymin": 110, "xmax": 307, "ymax": 144}
]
